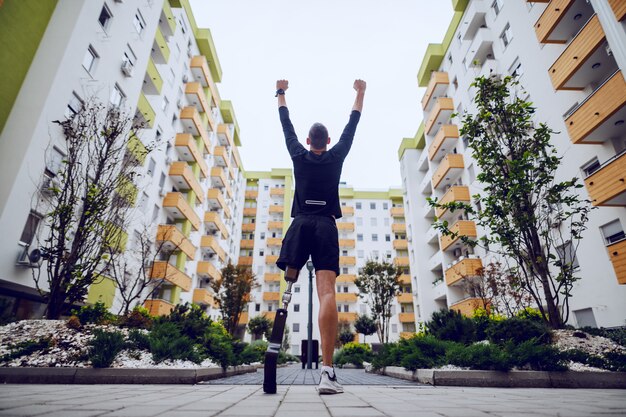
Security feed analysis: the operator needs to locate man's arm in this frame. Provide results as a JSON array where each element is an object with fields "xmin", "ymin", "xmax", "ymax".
[
  {"xmin": 352, "ymin": 79, "xmax": 366, "ymax": 113},
  {"xmin": 276, "ymin": 79, "xmax": 306, "ymax": 158},
  {"xmin": 330, "ymin": 80, "xmax": 366, "ymax": 160}
]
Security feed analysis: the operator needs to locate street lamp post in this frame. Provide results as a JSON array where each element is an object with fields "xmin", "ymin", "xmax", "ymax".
[{"xmin": 306, "ymin": 260, "xmax": 314, "ymax": 370}]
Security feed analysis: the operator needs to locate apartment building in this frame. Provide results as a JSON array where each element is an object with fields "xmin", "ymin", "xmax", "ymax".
[
  {"xmin": 399, "ymin": 0, "xmax": 626, "ymax": 327},
  {"xmin": 0, "ymin": 0, "xmax": 245, "ymax": 320},
  {"xmin": 240, "ymin": 174, "xmax": 417, "ymax": 353}
]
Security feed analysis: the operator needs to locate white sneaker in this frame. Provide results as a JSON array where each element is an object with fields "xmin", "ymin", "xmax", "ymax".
[{"xmin": 318, "ymin": 369, "xmax": 344, "ymax": 395}]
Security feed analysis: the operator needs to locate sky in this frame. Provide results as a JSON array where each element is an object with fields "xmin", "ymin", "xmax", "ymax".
[{"xmin": 189, "ymin": 0, "xmax": 453, "ymax": 190}]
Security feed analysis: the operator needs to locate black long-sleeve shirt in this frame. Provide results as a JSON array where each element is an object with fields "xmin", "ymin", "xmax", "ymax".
[{"xmin": 279, "ymin": 106, "xmax": 361, "ymax": 219}]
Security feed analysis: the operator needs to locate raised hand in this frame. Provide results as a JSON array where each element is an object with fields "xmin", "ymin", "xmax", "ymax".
[
  {"xmin": 277, "ymin": 79, "xmax": 289, "ymax": 91},
  {"xmin": 353, "ymin": 79, "xmax": 366, "ymax": 93}
]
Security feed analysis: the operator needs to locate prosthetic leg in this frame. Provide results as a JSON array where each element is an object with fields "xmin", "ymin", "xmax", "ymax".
[{"xmin": 263, "ymin": 266, "xmax": 299, "ymax": 394}]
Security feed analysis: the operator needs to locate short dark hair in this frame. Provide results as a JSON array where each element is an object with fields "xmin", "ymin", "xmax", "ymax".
[{"xmin": 308, "ymin": 123, "xmax": 328, "ymax": 150}]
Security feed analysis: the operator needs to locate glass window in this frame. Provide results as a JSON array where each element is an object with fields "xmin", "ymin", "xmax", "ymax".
[
  {"xmin": 371, "ymin": 218, "xmax": 377, "ymax": 226},
  {"xmin": 383, "ymin": 202, "xmax": 388, "ymax": 210},
  {"xmin": 65, "ymin": 92, "xmax": 83, "ymax": 118},
  {"xmin": 556, "ymin": 241, "xmax": 580, "ymax": 270},
  {"xmin": 357, "ymin": 250, "xmax": 364, "ymax": 258},
  {"xmin": 385, "ymin": 234, "xmax": 391, "ymax": 242},
  {"xmin": 370, "ymin": 202, "xmax": 376, "ymax": 210},
  {"xmin": 122, "ymin": 44, "xmax": 137, "ymax": 67},
  {"xmin": 19, "ymin": 212, "xmax": 42, "ymax": 245},
  {"xmin": 372, "ymin": 234, "xmax": 378, "ymax": 242},
  {"xmin": 491, "ymin": 0, "xmax": 503, "ymax": 15},
  {"xmin": 82, "ymin": 46, "xmax": 98, "ymax": 74},
  {"xmin": 46, "ymin": 147, "xmax": 65, "ymax": 177},
  {"xmin": 294, "ymin": 304, "xmax": 300, "ymax": 312},
  {"xmin": 355, "ymin": 202, "xmax": 362, "ymax": 209},
  {"xmin": 147, "ymin": 158, "xmax": 156, "ymax": 175},
  {"xmin": 110, "ymin": 84, "xmax": 125, "ymax": 107},
  {"xmin": 294, "ymin": 285, "xmax": 300, "ymax": 293},
  {"xmin": 500, "ymin": 24, "xmax": 513, "ymax": 48},
  {"xmin": 356, "ymin": 217, "xmax": 363, "ymax": 226},
  {"xmin": 357, "ymin": 234, "xmax": 363, "ymax": 242},
  {"xmin": 384, "ymin": 218, "xmax": 389, "ymax": 226},
  {"xmin": 255, "ymin": 304, "xmax": 260, "ymax": 312},
  {"xmin": 133, "ymin": 10, "xmax": 146, "ymax": 34},
  {"xmin": 98, "ymin": 4, "xmax": 112, "ymax": 29}
]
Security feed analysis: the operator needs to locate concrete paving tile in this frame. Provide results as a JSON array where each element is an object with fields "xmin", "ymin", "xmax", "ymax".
[
  {"xmin": 0, "ymin": 404, "xmax": 69, "ymax": 416},
  {"xmin": 99, "ymin": 405, "xmax": 177, "ymax": 417},
  {"xmin": 326, "ymin": 406, "xmax": 385, "ymax": 417},
  {"xmin": 277, "ymin": 402, "xmax": 329, "ymax": 411},
  {"xmin": 37, "ymin": 411, "xmax": 109, "ymax": 417},
  {"xmin": 176, "ymin": 401, "xmax": 237, "ymax": 411},
  {"xmin": 215, "ymin": 406, "xmax": 278, "ymax": 416},
  {"xmin": 275, "ymin": 411, "xmax": 331, "ymax": 417}
]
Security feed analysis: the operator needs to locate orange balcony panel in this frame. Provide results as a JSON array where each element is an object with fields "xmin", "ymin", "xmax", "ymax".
[
  {"xmin": 262, "ymin": 311, "xmax": 276, "ymax": 321},
  {"xmin": 185, "ymin": 82, "xmax": 210, "ymax": 114},
  {"xmin": 163, "ymin": 192, "xmax": 201, "ymax": 231},
  {"xmin": 429, "ymin": 124, "xmax": 460, "ymax": 162},
  {"xmin": 340, "ymin": 256, "xmax": 356, "ymax": 266},
  {"xmin": 263, "ymin": 291, "xmax": 280, "ymax": 301},
  {"xmin": 436, "ymin": 186, "xmax": 471, "ymax": 219},
  {"xmin": 190, "ymin": 55, "xmax": 211, "ymax": 87},
  {"xmin": 422, "ymin": 71, "xmax": 449, "ymax": 111},
  {"xmin": 144, "ymin": 299, "xmax": 174, "ymax": 316},
  {"xmin": 432, "ymin": 154, "xmax": 464, "ymax": 189},
  {"xmin": 270, "ymin": 187, "xmax": 285, "ymax": 196},
  {"xmin": 341, "ymin": 206, "xmax": 355, "ymax": 216},
  {"xmin": 156, "ymin": 224, "xmax": 196, "ymax": 260},
  {"xmin": 565, "ymin": 70, "xmax": 626, "ymax": 144},
  {"xmin": 175, "ymin": 134, "xmax": 208, "ymax": 177},
  {"xmin": 609, "ymin": 0, "xmax": 626, "ymax": 21},
  {"xmin": 239, "ymin": 256, "xmax": 253, "ymax": 266},
  {"xmin": 265, "ymin": 255, "xmax": 279, "ymax": 264},
  {"xmin": 450, "ymin": 297, "xmax": 488, "ymax": 317},
  {"xmin": 445, "ymin": 258, "xmax": 483, "ymax": 286},
  {"xmin": 398, "ymin": 312, "xmax": 415, "ymax": 323},
  {"xmin": 336, "ymin": 274, "xmax": 356, "ymax": 283},
  {"xmin": 339, "ymin": 239, "xmax": 355, "ymax": 248},
  {"xmin": 180, "ymin": 106, "xmax": 211, "ymax": 153},
  {"xmin": 607, "ymin": 239, "xmax": 626, "ymax": 285},
  {"xmin": 213, "ymin": 146, "xmax": 231, "ymax": 169},
  {"xmin": 210, "ymin": 167, "xmax": 227, "ymax": 188},
  {"xmin": 243, "ymin": 207, "xmax": 257, "ymax": 217},
  {"xmin": 336, "ymin": 293, "xmax": 358, "ymax": 303},
  {"xmin": 238, "ymin": 311, "xmax": 249, "ymax": 324},
  {"xmin": 204, "ymin": 211, "xmax": 228, "ymax": 239},
  {"xmin": 400, "ymin": 332, "xmax": 414, "ymax": 340},
  {"xmin": 193, "ymin": 288, "xmax": 215, "ymax": 306},
  {"xmin": 169, "ymin": 161, "xmax": 204, "ymax": 204},
  {"xmin": 269, "ymin": 205, "xmax": 284, "ymax": 214},
  {"xmin": 338, "ymin": 312, "xmax": 357, "ymax": 322},
  {"xmin": 217, "ymin": 123, "xmax": 234, "ymax": 147},
  {"xmin": 393, "ymin": 239, "xmax": 408, "ymax": 250},
  {"xmin": 440, "ymin": 220, "xmax": 478, "ymax": 252},
  {"xmin": 240, "ymin": 239, "xmax": 255, "ymax": 249},
  {"xmin": 391, "ymin": 223, "xmax": 406, "ymax": 234},
  {"xmin": 197, "ymin": 261, "xmax": 222, "ymax": 281},
  {"xmin": 425, "ymin": 97, "xmax": 454, "ymax": 135},
  {"xmin": 150, "ymin": 261, "xmax": 192, "ymax": 292},
  {"xmin": 534, "ymin": 0, "xmax": 574, "ymax": 44},
  {"xmin": 264, "ymin": 273, "xmax": 281, "ymax": 282},
  {"xmin": 207, "ymin": 188, "xmax": 226, "ymax": 210},
  {"xmin": 268, "ymin": 221, "xmax": 283, "ymax": 230},
  {"xmin": 245, "ymin": 190, "xmax": 258, "ymax": 199},
  {"xmin": 242, "ymin": 223, "xmax": 256, "ymax": 232},
  {"xmin": 390, "ymin": 208, "xmax": 404, "ymax": 218},
  {"xmin": 397, "ymin": 293, "xmax": 413, "ymax": 303},
  {"xmin": 337, "ymin": 222, "xmax": 355, "ymax": 232},
  {"xmin": 399, "ymin": 274, "xmax": 411, "ymax": 285},
  {"xmin": 584, "ymin": 151, "xmax": 626, "ymax": 206},
  {"xmin": 394, "ymin": 257, "xmax": 409, "ymax": 267},
  {"xmin": 267, "ymin": 238, "xmax": 282, "ymax": 247},
  {"xmin": 200, "ymin": 235, "xmax": 226, "ymax": 262}
]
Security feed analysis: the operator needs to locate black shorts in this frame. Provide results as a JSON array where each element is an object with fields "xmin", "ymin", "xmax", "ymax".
[{"xmin": 276, "ymin": 215, "xmax": 339, "ymax": 276}]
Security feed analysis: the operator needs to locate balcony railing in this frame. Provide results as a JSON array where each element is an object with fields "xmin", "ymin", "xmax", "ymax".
[
  {"xmin": 445, "ymin": 257, "xmax": 483, "ymax": 286},
  {"xmin": 450, "ymin": 297, "xmax": 487, "ymax": 317},
  {"xmin": 421, "ymin": 72, "xmax": 449, "ymax": 111},
  {"xmin": 150, "ymin": 261, "xmax": 192, "ymax": 292},
  {"xmin": 156, "ymin": 225, "xmax": 196, "ymax": 260},
  {"xmin": 440, "ymin": 220, "xmax": 477, "ymax": 252},
  {"xmin": 163, "ymin": 192, "xmax": 201, "ymax": 231},
  {"xmin": 607, "ymin": 238, "xmax": 626, "ymax": 285},
  {"xmin": 584, "ymin": 149, "xmax": 626, "ymax": 206}
]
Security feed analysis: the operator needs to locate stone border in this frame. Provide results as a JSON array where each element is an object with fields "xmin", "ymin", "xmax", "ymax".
[
  {"xmin": 371, "ymin": 366, "xmax": 626, "ymax": 388},
  {"xmin": 0, "ymin": 365, "xmax": 258, "ymax": 384}
]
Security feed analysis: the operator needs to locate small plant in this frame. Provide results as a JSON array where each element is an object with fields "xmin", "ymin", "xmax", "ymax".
[
  {"xmin": 88, "ymin": 329, "xmax": 125, "ymax": 368},
  {"xmin": 239, "ymin": 340, "xmax": 268, "ymax": 364},
  {"xmin": 126, "ymin": 329, "xmax": 150, "ymax": 351},
  {"xmin": 119, "ymin": 306, "xmax": 152, "ymax": 329},
  {"xmin": 72, "ymin": 301, "xmax": 115, "ymax": 325},
  {"xmin": 149, "ymin": 322, "xmax": 201, "ymax": 364},
  {"xmin": 157, "ymin": 303, "xmax": 211, "ymax": 342},
  {"xmin": 333, "ymin": 342, "xmax": 373, "ymax": 368},
  {"xmin": 66, "ymin": 315, "xmax": 82, "ymax": 330},
  {"xmin": 426, "ymin": 309, "xmax": 476, "ymax": 344},
  {"xmin": 338, "ymin": 330, "xmax": 355, "ymax": 346},
  {"xmin": 201, "ymin": 322, "xmax": 235, "ymax": 369},
  {"xmin": 0, "ymin": 338, "xmax": 51, "ymax": 363}
]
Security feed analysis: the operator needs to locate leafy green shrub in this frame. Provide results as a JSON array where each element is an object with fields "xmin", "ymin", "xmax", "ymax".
[
  {"xmin": 72, "ymin": 301, "xmax": 115, "ymax": 325},
  {"xmin": 119, "ymin": 306, "xmax": 153, "ymax": 329},
  {"xmin": 239, "ymin": 340, "xmax": 267, "ymax": 364},
  {"xmin": 156, "ymin": 303, "xmax": 211, "ymax": 342},
  {"xmin": 446, "ymin": 342, "xmax": 512, "ymax": 371},
  {"xmin": 0, "ymin": 338, "xmax": 51, "ymax": 362},
  {"xmin": 126, "ymin": 329, "xmax": 150, "ymax": 351},
  {"xmin": 371, "ymin": 342, "xmax": 398, "ymax": 370},
  {"xmin": 247, "ymin": 316, "xmax": 272, "ymax": 340},
  {"xmin": 201, "ymin": 322, "xmax": 235, "ymax": 369},
  {"xmin": 487, "ymin": 317, "xmax": 551, "ymax": 346},
  {"xmin": 561, "ymin": 349, "xmax": 606, "ymax": 369},
  {"xmin": 426, "ymin": 309, "xmax": 476, "ymax": 344},
  {"xmin": 516, "ymin": 307, "xmax": 544, "ymax": 322},
  {"xmin": 333, "ymin": 342, "xmax": 373, "ymax": 368},
  {"xmin": 149, "ymin": 322, "xmax": 201, "ymax": 364},
  {"xmin": 397, "ymin": 335, "xmax": 451, "ymax": 371},
  {"xmin": 604, "ymin": 351, "xmax": 626, "ymax": 372},
  {"xmin": 278, "ymin": 351, "xmax": 299, "ymax": 364},
  {"xmin": 580, "ymin": 327, "xmax": 626, "ymax": 347},
  {"xmin": 88, "ymin": 330, "xmax": 125, "ymax": 368},
  {"xmin": 338, "ymin": 330, "xmax": 355, "ymax": 346},
  {"xmin": 507, "ymin": 339, "xmax": 567, "ymax": 371}
]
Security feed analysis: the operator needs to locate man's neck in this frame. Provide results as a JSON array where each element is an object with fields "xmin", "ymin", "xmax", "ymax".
[{"xmin": 310, "ymin": 147, "xmax": 326, "ymax": 155}]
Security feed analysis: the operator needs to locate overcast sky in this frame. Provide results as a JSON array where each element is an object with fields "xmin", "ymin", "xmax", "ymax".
[{"xmin": 189, "ymin": 0, "xmax": 453, "ymax": 190}]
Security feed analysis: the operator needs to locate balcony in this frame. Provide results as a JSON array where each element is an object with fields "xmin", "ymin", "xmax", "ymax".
[
  {"xmin": 200, "ymin": 235, "xmax": 226, "ymax": 263},
  {"xmin": 207, "ymin": 189, "xmax": 226, "ymax": 211},
  {"xmin": 239, "ymin": 256, "xmax": 253, "ymax": 266},
  {"xmin": 534, "ymin": 0, "xmax": 594, "ymax": 44},
  {"xmin": 432, "ymin": 154, "xmax": 464, "ymax": 190},
  {"xmin": 393, "ymin": 239, "xmax": 408, "ymax": 250},
  {"xmin": 185, "ymin": 82, "xmax": 210, "ymax": 114},
  {"xmin": 336, "ymin": 293, "xmax": 358, "ymax": 303},
  {"xmin": 398, "ymin": 313, "xmax": 415, "ymax": 323},
  {"xmin": 340, "ymin": 256, "xmax": 356, "ymax": 266},
  {"xmin": 399, "ymin": 274, "xmax": 411, "ymax": 285},
  {"xmin": 397, "ymin": 293, "xmax": 413, "ymax": 303},
  {"xmin": 204, "ymin": 212, "xmax": 228, "ymax": 239},
  {"xmin": 150, "ymin": 261, "xmax": 192, "ymax": 292},
  {"xmin": 445, "ymin": 257, "xmax": 483, "ymax": 286},
  {"xmin": 136, "ymin": 92, "xmax": 155, "ymax": 129},
  {"xmin": 429, "ymin": 125, "xmax": 460, "ymax": 162},
  {"xmin": 160, "ymin": 0, "xmax": 176, "ymax": 36},
  {"xmin": 450, "ymin": 297, "xmax": 487, "ymax": 317},
  {"xmin": 213, "ymin": 146, "xmax": 231, "ymax": 169},
  {"xmin": 464, "ymin": 27, "xmax": 493, "ymax": 71},
  {"xmin": 436, "ymin": 186, "xmax": 471, "ymax": 219},
  {"xmin": 419, "ymin": 171, "xmax": 433, "ymax": 195},
  {"xmin": 609, "ymin": 0, "xmax": 626, "ymax": 21},
  {"xmin": 190, "ymin": 56, "xmax": 211, "ymax": 87},
  {"xmin": 144, "ymin": 299, "xmax": 174, "ymax": 316},
  {"xmin": 339, "ymin": 239, "xmax": 355, "ymax": 248},
  {"xmin": 584, "ymin": 150, "xmax": 626, "ymax": 206},
  {"xmin": 264, "ymin": 273, "xmax": 281, "ymax": 282},
  {"xmin": 263, "ymin": 292, "xmax": 280, "ymax": 301},
  {"xmin": 425, "ymin": 97, "xmax": 454, "ymax": 135},
  {"xmin": 127, "ymin": 135, "xmax": 148, "ymax": 165},
  {"xmin": 163, "ymin": 192, "xmax": 200, "ymax": 231},
  {"xmin": 426, "ymin": 224, "xmax": 439, "ymax": 244},
  {"xmin": 143, "ymin": 58, "xmax": 163, "ymax": 95},
  {"xmin": 400, "ymin": 332, "xmax": 414, "ymax": 340},
  {"xmin": 210, "ymin": 167, "xmax": 227, "ymax": 188},
  {"xmin": 268, "ymin": 221, "xmax": 283, "ymax": 230},
  {"xmin": 243, "ymin": 207, "xmax": 257, "ymax": 217},
  {"xmin": 238, "ymin": 312, "xmax": 249, "ymax": 324},
  {"xmin": 390, "ymin": 207, "xmax": 405, "ymax": 217},
  {"xmin": 428, "ymin": 251, "xmax": 443, "ymax": 272},
  {"xmin": 240, "ymin": 239, "xmax": 255, "ymax": 249},
  {"xmin": 266, "ymin": 255, "xmax": 279, "ymax": 264},
  {"xmin": 175, "ymin": 134, "xmax": 208, "ymax": 177},
  {"xmin": 245, "ymin": 190, "xmax": 258, "ymax": 199},
  {"xmin": 262, "ymin": 311, "xmax": 276, "ymax": 321},
  {"xmin": 337, "ymin": 274, "xmax": 356, "ymax": 283},
  {"xmin": 338, "ymin": 312, "xmax": 357, "ymax": 322},
  {"xmin": 241, "ymin": 223, "xmax": 256, "ymax": 232},
  {"xmin": 440, "ymin": 220, "xmax": 477, "ymax": 252},
  {"xmin": 269, "ymin": 205, "xmax": 284, "ymax": 214},
  {"xmin": 391, "ymin": 223, "xmax": 406, "ymax": 234},
  {"xmin": 197, "ymin": 261, "xmax": 221, "ymax": 281},
  {"xmin": 607, "ymin": 238, "xmax": 626, "ymax": 284},
  {"xmin": 341, "ymin": 206, "xmax": 355, "ymax": 216},
  {"xmin": 180, "ymin": 107, "xmax": 211, "ymax": 152},
  {"xmin": 217, "ymin": 124, "xmax": 234, "ymax": 147},
  {"xmin": 394, "ymin": 257, "xmax": 409, "ymax": 267},
  {"xmin": 156, "ymin": 225, "xmax": 196, "ymax": 259},
  {"xmin": 193, "ymin": 288, "xmax": 215, "ymax": 306},
  {"xmin": 337, "ymin": 222, "xmax": 355, "ymax": 232},
  {"xmin": 422, "ymin": 72, "xmax": 449, "ymax": 111},
  {"xmin": 152, "ymin": 26, "xmax": 170, "ymax": 64},
  {"xmin": 270, "ymin": 187, "xmax": 285, "ymax": 196},
  {"xmin": 423, "ymin": 199, "xmax": 435, "ymax": 219},
  {"xmin": 565, "ymin": 70, "xmax": 626, "ymax": 144},
  {"xmin": 267, "ymin": 238, "xmax": 282, "ymax": 247},
  {"xmin": 169, "ymin": 161, "xmax": 204, "ymax": 204}
]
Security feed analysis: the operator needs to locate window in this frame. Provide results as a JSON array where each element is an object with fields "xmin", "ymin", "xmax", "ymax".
[
  {"xmin": 355, "ymin": 202, "xmax": 362, "ymax": 210},
  {"xmin": 342, "ymin": 250, "xmax": 348, "ymax": 256},
  {"xmin": 147, "ymin": 158, "xmax": 156, "ymax": 175},
  {"xmin": 384, "ymin": 218, "xmax": 389, "ymax": 227},
  {"xmin": 491, "ymin": 0, "xmax": 503, "ymax": 15},
  {"xmin": 133, "ymin": 10, "xmax": 146, "ymax": 34},
  {"xmin": 468, "ymin": 164, "xmax": 476, "ymax": 183},
  {"xmin": 447, "ymin": 54, "xmax": 453, "ymax": 65},
  {"xmin": 601, "ymin": 220, "xmax": 625, "ymax": 245},
  {"xmin": 383, "ymin": 202, "xmax": 388, "ymax": 210},
  {"xmin": 357, "ymin": 234, "xmax": 363, "ymax": 242},
  {"xmin": 370, "ymin": 218, "xmax": 377, "ymax": 227},
  {"xmin": 110, "ymin": 84, "xmax": 125, "ymax": 107},
  {"xmin": 500, "ymin": 24, "xmax": 513, "ymax": 48},
  {"xmin": 152, "ymin": 204, "xmax": 159, "ymax": 222},
  {"xmin": 259, "ymin": 250, "xmax": 264, "ymax": 256},
  {"xmin": 357, "ymin": 250, "xmax": 364, "ymax": 258},
  {"xmin": 342, "ymin": 267, "xmax": 348, "ymax": 274},
  {"xmin": 19, "ymin": 212, "xmax": 42, "ymax": 245},
  {"xmin": 343, "ymin": 305, "xmax": 349, "ymax": 313},
  {"xmin": 581, "ymin": 158, "xmax": 601, "ymax": 178},
  {"xmin": 65, "ymin": 92, "xmax": 83, "ymax": 118},
  {"xmin": 356, "ymin": 217, "xmax": 363, "ymax": 226},
  {"xmin": 294, "ymin": 304, "xmax": 300, "ymax": 312},
  {"xmin": 370, "ymin": 202, "xmax": 376, "ymax": 210},
  {"xmin": 372, "ymin": 234, "xmax": 378, "ymax": 242},
  {"xmin": 255, "ymin": 304, "xmax": 260, "ymax": 312},
  {"xmin": 509, "ymin": 58, "xmax": 524, "ymax": 78},
  {"xmin": 385, "ymin": 234, "xmax": 391, "ymax": 242},
  {"xmin": 556, "ymin": 241, "xmax": 580, "ymax": 270},
  {"xmin": 139, "ymin": 192, "xmax": 149, "ymax": 213},
  {"xmin": 294, "ymin": 285, "xmax": 300, "ymax": 293},
  {"xmin": 122, "ymin": 44, "xmax": 137, "ymax": 68},
  {"xmin": 372, "ymin": 250, "xmax": 379, "ymax": 259},
  {"xmin": 46, "ymin": 147, "xmax": 64, "ymax": 177},
  {"xmin": 98, "ymin": 4, "xmax": 112, "ymax": 29},
  {"xmin": 161, "ymin": 97, "xmax": 169, "ymax": 112},
  {"xmin": 82, "ymin": 45, "xmax": 98, "ymax": 74}
]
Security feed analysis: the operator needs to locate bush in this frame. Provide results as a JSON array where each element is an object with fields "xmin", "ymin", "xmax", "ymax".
[
  {"xmin": 126, "ymin": 329, "xmax": 150, "ymax": 351},
  {"xmin": 278, "ymin": 351, "xmax": 300, "ymax": 364},
  {"xmin": 239, "ymin": 340, "xmax": 267, "ymax": 364},
  {"xmin": 72, "ymin": 301, "xmax": 115, "ymax": 325},
  {"xmin": 561, "ymin": 349, "xmax": 607, "ymax": 369},
  {"xmin": 338, "ymin": 330, "xmax": 355, "ymax": 346},
  {"xmin": 426, "ymin": 309, "xmax": 476, "ymax": 344},
  {"xmin": 88, "ymin": 330, "xmax": 125, "ymax": 368},
  {"xmin": 149, "ymin": 322, "xmax": 201, "ymax": 364},
  {"xmin": 0, "ymin": 338, "xmax": 51, "ymax": 363},
  {"xmin": 604, "ymin": 351, "xmax": 626, "ymax": 372},
  {"xmin": 580, "ymin": 327, "xmax": 626, "ymax": 347},
  {"xmin": 201, "ymin": 322, "xmax": 235, "ymax": 369},
  {"xmin": 446, "ymin": 342, "xmax": 512, "ymax": 371},
  {"xmin": 156, "ymin": 303, "xmax": 211, "ymax": 342},
  {"xmin": 487, "ymin": 317, "xmax": 552, "ymax": 346},
  {"xmin": 66, "ymin": 315, "xmax": 81, "ymax": 330},
  {"xmin": 333, "ymin": 342, "xmax": 373, "ymax": 368},
  {"xmin": 516, "ymin": 307, "xmax": 544, "ymax": 322},
  {"xmin": 507, "ymin": 339, "xmax": 567, "ymax": 371},
  {"xmin": 119, "ymin": 307, "xmax": 152, "ymax": 330}
]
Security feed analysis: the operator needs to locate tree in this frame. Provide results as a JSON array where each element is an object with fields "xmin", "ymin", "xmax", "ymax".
[
  {"xmin": 247, "ymin": 315, "xmax": 272, "ymax": 341},
  {"xmin": 354, "ymin": 314, "xmax": 377, "ymax": 343},
  {"xmin": 211, "ymin": 263, "xmax": 256, "ymax": 337},
  {"xmin": 429, "ymin": 75, "xmax": 593, "ymax": 328},
  {"xmin": 354, "ymin": 260, "xmax": 402, "ymax": 343},
  {"xmin": 335, "ymin": 319, "xmax": 352, "ymax": 348},
  {"xmin": 31, "ymin": 100, "xmax": 153, "ymax": 319}
]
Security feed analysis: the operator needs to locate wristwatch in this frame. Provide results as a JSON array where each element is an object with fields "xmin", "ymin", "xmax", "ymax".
[{"xmin": 275, "ymin": 89, "xmax": 285, "ymax": 97}]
